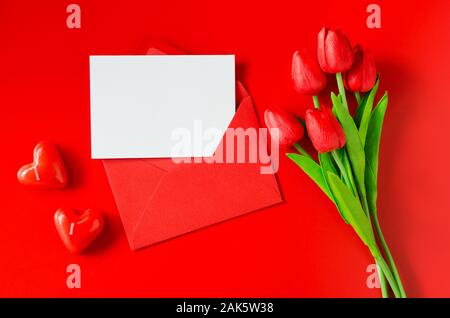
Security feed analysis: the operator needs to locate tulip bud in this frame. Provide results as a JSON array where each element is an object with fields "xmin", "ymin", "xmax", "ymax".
[
  {"xmin": 344, "ymin": 45, "xmax": 377, "ymax": 92},
  {"xmin": 305, "ymin": 107, "xmax": 346, "ymax": 153},
  {"xmin": 317, "ymin": 27, "xmax": 354, "ymax": 73},
  {"xmin": 264, "ymin": 107, "xmax": 304, "ymax": 149},
  {"xmin": 292, "ymin": 50, "xmax": 327, "ymax": 95}
]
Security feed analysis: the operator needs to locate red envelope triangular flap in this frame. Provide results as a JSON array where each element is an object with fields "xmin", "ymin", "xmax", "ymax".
[
  {"xmin": 235, "ymin": 80, "xmax": 249, "ymax": 105},
  {"xmin": 102, "ymin": 159, "xmax": 166, "ymax": 245},
  {"xmin": 229, "ymin": 95, "xmax": 256, "ymax": 129},
  {"xmin": 208, "ymin": 95, "xmax": 260, "ymax": 165},
  {"xmin": 141, "ymin": 38, "xmax": 184, "ymax": 55},
  {"xmin": 131, "ymin": 163, "xmax": 282, "ymax": 249}
]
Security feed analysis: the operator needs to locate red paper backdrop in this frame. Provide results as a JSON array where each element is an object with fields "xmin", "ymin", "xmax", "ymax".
[{"xmin": 1, "ymin": 0, "xmax": 450, "ymax": 297}]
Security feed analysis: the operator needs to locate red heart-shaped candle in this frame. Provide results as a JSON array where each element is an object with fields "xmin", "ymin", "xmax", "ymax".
[
  {"xmin": 17, "ymin": 141, "xmax": 68, "ymax": 189},
  {"xmin": 54, "ymin": 208, "xmax": 105, "ymax": 254}
]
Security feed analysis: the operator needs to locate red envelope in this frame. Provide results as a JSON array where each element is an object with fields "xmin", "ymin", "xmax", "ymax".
[{"xmin": 102, "ymin": 42, "xmax": 282, "ymax": 250}]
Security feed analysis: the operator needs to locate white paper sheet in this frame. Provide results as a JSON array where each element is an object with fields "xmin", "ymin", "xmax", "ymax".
[{"xmin": 89, "ymin": 55, "xmax": 235, "ymax": 158}]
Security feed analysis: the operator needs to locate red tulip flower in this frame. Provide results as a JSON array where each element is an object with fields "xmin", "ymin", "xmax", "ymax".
[
  {"xmin": 264, "ymin": 107, "xmax": 304, "ymax": 149},
  {"xmin": 317, "ymin": 27, "xmax": 354, "ymax": 73},
  {"xmin": 292, "ymin": 49, "xmax": 327, "ymax": 95},
  {"xmin": 344, "ymin": 45, "xmax": 377, "ymax": 92},
  {"xmin": 305, "ymin": 107, "xmax": 346, "ymax": 153}
]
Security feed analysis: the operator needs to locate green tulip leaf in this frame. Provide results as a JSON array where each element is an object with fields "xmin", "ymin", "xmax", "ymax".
[
  {"xmin": 331, "ymin": 92, "xmax": 367, "ymax": 203},
  {"xmin": 357, "ymin": 77, "xmax": 380, "ymax": 147},
  {"xmin": 365, "ymin": 92, "xmax": 388, "ymax": 214},
  {"xmin": 286, "ymin": 153, "xmax": 333, "ymax": 202},
  {"xmin": 327, "ymin": 172, "xmax": 377, "ymax": 250}
]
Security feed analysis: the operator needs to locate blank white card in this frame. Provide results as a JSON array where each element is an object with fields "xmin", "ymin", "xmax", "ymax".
[{"xmin": 89, "ymin": 55, "xmax": 235, "ymax": 158}]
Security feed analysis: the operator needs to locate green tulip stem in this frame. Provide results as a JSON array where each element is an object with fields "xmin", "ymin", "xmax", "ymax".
[
  {"xmin": 376, "ymin": 261, "xmax": 389, "ymax": 298},
  {"xmin": 336, "ymin": 72, "xmax": 349, "ymax": 110},
  {"xmin": 294, "ymin": 143, "xmax": 311, "ymax": 159},
  {"xmin": 357, "ymin": 182, "xmax": 392, "ymax": 297},
  {"xmin": 355, "ymin": 91, "xmax": 361, "ymax": 104},
  {"xmin": 371, "ymin": 211, "xmax": 407, "ymax": 298},
  {"xmin": 365, "ymin": 199, "xmax": 390, "ymax": 297},
  {"xmin": 330, "ymin": 150, "xmax": 352, "ymax": 188},
  {"xmin": 373, "ymin": 249, "xmax": 402, "ymax": 298},
  {"xmin": 343, "ymin": 150, "xmax": 358, "ymax": 196},
  {"xmin": 312, "ymin": 95, "xmax": 320, "ymax": 109}
]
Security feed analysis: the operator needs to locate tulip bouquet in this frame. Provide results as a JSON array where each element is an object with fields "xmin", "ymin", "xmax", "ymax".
[{"xmin": 265, "ymin": 27, "xmax": 406, "ymax": 298}]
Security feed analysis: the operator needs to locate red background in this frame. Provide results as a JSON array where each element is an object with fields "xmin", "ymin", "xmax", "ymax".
[{"xmin": 1, "ymin": 0, "xmax": 450, "ymax": 297}]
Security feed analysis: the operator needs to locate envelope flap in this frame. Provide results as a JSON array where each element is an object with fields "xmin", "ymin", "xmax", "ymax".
[{"xmin": 142, "ymin": 39, "xmax": 184, "ymax": 55}]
